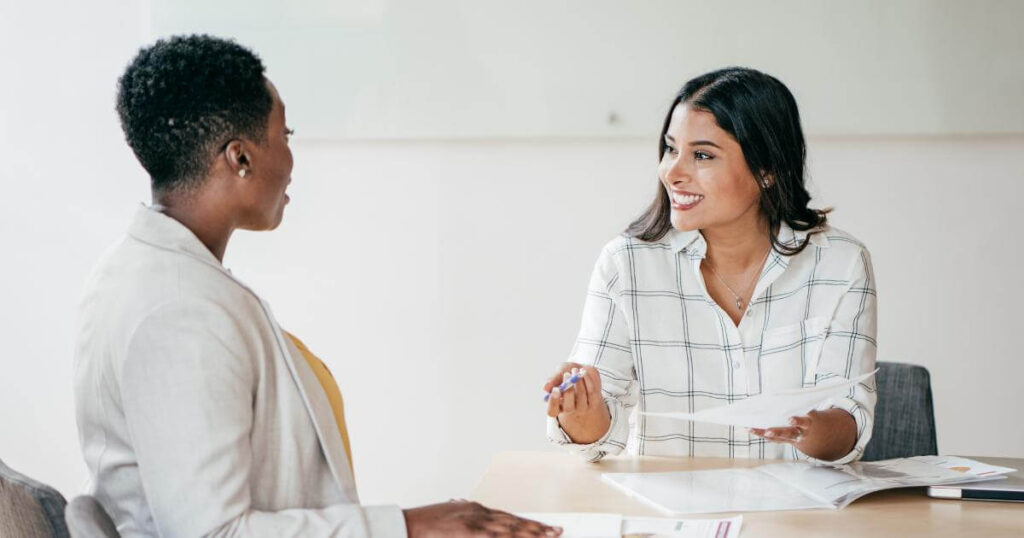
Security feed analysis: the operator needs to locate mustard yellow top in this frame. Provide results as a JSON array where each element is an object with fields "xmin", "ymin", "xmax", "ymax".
[{"xmin": 285, "ymin": 332, "xmax": 353, "ymax": 470}]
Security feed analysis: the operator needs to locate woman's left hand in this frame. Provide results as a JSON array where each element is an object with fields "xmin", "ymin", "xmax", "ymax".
[{"xmin": 750, "ymin": 408, "xmax": 858, "ymax": 462}]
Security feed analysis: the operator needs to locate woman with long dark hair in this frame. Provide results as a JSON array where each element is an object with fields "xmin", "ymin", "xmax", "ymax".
[{"xmin": 544, "ymin": 67, "xmax": 877, "ymax": 463}]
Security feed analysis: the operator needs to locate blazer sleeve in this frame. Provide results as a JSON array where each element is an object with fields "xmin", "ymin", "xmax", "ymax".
[{"xmin": 119, "ymin": 299, "xmax": 406, "ymax": 537}]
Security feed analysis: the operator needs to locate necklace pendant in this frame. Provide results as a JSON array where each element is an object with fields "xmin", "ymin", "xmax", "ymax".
[{"xmin": 735, "ymin": 298, "xmax": 743, "ymax": 310}]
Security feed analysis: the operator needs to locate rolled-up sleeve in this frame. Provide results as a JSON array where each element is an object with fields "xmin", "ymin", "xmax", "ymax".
[
  {"xmin": 802, "ymin": 246, "xmax": 878, "ymax": 465},
  {"xmin": 547, "ymin": 243, "xmax": 637, "ymax": 462}
]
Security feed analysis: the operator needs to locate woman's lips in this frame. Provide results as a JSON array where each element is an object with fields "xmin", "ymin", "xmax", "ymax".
[{"xmin": 670, "ymin": 190, "xmax": 704, "ymax": 210}]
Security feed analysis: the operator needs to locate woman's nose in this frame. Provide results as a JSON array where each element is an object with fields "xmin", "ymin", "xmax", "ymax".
[{"xmin": 661, "ymin": 156, "xmax": 692, "ymax": 184}]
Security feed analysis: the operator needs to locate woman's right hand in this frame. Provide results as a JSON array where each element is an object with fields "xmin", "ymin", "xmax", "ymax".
[{"xmin": 544, "ymin": 363, "xmax": 610, "ymax": 444}]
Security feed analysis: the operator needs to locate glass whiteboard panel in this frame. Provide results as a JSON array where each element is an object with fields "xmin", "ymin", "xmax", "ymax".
[{"xmin": 148, "ymin": 0, "xmax": 1024, "ymax": 139}]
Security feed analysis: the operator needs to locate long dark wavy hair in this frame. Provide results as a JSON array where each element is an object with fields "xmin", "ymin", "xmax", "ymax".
[{"xmin": 626, "ymin": 67, "xmax": 828, "ymax": 256}]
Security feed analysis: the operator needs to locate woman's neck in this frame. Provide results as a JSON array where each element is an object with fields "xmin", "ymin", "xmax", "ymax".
[
  {"xmin": 153, "ymin": 187, "xmax": 235, "ymax": 262},
  {"xmin": 702, "ymin": 213, "xmax": 773, "ymax": 274}
]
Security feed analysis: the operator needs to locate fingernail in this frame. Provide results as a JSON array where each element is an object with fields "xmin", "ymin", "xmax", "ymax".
[
  {"xmin": 765, "ymin": 431, "xmax": 775, "ymax": 437},
  {"xmin": 789, "ymin": 418, "xmax": 797, "ymax": 426},
  {"xmin": 552, "ymin": 387, "xmax": 560, "ymax": 396}
]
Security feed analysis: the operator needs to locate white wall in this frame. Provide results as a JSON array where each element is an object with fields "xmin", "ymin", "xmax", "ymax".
[{"xmin": 2, "ymin": 1, "xmax": 1022, "ymax": 510}]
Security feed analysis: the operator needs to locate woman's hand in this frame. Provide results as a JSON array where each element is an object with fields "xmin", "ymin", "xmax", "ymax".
[
  {"xmin": 404, "ymin": 500, "xmax": 561, "ymax": 537},
  {"xmin": 544, "ymin": 363, "xmax": 610, "ymax": 445},
  {"xmin": 750, "ymin": 408, "xmax": 857, "ymax": 461}
]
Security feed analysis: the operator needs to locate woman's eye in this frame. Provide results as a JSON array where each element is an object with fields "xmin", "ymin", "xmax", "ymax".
[
  {"xmin": 694, "ymin": 151, "xmax": 713, "ymax": 160},
  {"xmin": 664, "ymin": 145, "xmax": 678, "ymax": 156}
]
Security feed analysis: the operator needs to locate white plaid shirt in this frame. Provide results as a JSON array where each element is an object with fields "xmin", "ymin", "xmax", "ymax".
[{"xmin": 548, "ymin": 223, "xmax": 877, "ymax": 465}]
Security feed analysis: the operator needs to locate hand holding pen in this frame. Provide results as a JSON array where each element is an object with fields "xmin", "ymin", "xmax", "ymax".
[
  {"xmin": 543, "ymin": 363, "xmax": 611, "ymax": 445},
  {"xmin": 543, "ymin": 370, "xmax": 585, "ymax": 402}
]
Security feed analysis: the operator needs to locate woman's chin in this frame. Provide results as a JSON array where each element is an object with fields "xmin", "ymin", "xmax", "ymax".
[{"xmin": 670, "ymin": 214, "xmax": 701, "ymax": 232}]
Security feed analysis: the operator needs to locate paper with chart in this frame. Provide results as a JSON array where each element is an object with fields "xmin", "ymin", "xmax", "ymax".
[
  {"xmin": 758, "ymin": 455, "xmax": 1016, "ymax": 509},
  {"xmin": 517, "ymin": 513, "xmax": 742, "ymax": 538},
  {"xmin": 600, "ymin": 456, "xmax": 1016, "ymax": 515},
  {"xmin": 640, "ymin": 370, "xmax": 876, "ymax": 429}
]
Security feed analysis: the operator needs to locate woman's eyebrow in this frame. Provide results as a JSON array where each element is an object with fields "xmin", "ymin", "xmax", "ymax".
[{"xmin": 689, "ymin": 139, "xmax": 722, "ymax": 149}]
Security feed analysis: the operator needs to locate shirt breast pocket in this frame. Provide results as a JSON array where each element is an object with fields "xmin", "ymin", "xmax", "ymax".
[{"xmin": 758, "ymin": 316, "xmax": 829, "ymax": 391}]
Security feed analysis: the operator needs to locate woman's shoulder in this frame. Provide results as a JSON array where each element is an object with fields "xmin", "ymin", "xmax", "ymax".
[
  {"xmin": 802, "ymin": 225, "xmax": 874, "ymax": 279},
  {"xmin": 814, "ymin": 225, "xmax": 870, "ymax": 256},
  {"xmin": 601, "ymin": 231, "xmax": 679, "ymax": 255}
]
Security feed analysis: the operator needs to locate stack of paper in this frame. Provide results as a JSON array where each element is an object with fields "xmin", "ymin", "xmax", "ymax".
[
  {"xmin": 601, "ymin": 456, "xmax": 1017, "ymax": 515},
  {"xmin": 517, "ymin": 512, "xmax": 742, "ymax": 538}
]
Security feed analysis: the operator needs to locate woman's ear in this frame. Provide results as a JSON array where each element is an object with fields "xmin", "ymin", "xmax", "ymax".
[{"xmin": 224, "ymin": 139, "xmax": 250, "ymax": 178}]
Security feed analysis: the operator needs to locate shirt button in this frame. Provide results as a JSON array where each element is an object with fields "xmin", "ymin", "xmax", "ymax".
[
  {"xmin": 745, "ymin": 307, "xmax": 754, "ymax": 317},
  {"xmin": 732, "ymin": 360, "xmax": 741, "ymax": 369}
]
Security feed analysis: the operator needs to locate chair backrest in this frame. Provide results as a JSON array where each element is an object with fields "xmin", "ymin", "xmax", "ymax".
[
  {"xmin": 65, "ymin": 496, "xmax": 119, "ymax": 538},
  {"xmin": 862, "ymin": 361, "xmax": 938, "ymax": 461},
  {"xmin": 0, "ymin": 458, "xmax": 70, "ymax": 538}
]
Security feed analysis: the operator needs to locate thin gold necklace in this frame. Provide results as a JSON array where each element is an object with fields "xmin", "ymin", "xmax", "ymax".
[{"xmin": 705, "ymin": 248, "xmax": 772, "ymax": 310}]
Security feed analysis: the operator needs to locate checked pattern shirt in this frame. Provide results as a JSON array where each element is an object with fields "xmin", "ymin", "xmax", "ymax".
[{"xmin": 547, "ymin": 223, "xmax": 877, "ymax": 464}]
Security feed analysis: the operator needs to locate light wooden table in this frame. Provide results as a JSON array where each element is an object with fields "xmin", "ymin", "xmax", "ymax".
[{"xmin": 471, "ymin": 451, "xmax": 1024, "ymax": 537}]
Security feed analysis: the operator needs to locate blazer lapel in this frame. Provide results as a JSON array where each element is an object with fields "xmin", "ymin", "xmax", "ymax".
[
  {"xmin": 130, "ymin": 205, "xmax": 359, "ymax": 499},
  {"xmin": 260, "ymin": 300, "xmax": 359, "ymax": 501}
]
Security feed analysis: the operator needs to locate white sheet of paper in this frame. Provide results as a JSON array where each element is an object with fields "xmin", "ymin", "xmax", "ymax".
[
  {"xmin": 517, "ymin": 513, "xmax": 622, "ymax": 538},
  {"xmin": 601, "ymin": 468, "xmax": 829, "ymax": 515},
  {"xmin": 622, "ymin": 515, "xmax": 743, "ymax": 538},
  {"xmin": 640, "ymin": 370, "xmax": 876, "ymax": 429},
  {"xmin": 518, "ymin": 513, "xmax": 743, "ymax": 538}
]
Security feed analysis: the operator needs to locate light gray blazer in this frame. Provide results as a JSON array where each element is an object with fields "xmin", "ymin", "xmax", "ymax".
[{"xmin": 73, "ymin": 206, "xmax": 406, "ymax": 537}]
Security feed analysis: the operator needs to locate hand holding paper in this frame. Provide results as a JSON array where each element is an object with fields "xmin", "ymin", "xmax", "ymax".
[{"xmin": 641, "ymin": 370, "xmax": 876, "ymax": 429}]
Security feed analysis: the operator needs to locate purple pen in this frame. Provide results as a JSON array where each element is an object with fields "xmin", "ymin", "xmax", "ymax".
[{"xmin": 543, "ymin": 371, "xmax": 584, "ymax": 402}]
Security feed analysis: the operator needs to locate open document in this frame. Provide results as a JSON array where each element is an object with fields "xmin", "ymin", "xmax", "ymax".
[
  {"xmin": 601, "ymin": 456, "xmax": 1016, "ymax": 515},
  {"xmin": 517, "ymin": 513, "xmax": 742, "ymax": 538},
  {"xmin": 641, "ymin": 370, "xmax": 876, "ymax": 429}
]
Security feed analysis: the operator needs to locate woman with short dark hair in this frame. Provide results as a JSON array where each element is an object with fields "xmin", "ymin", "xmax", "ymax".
[
  {"xmin": 544, "ymin": 67, "xmax": 877, "ymax": 465},
  {"xmin": 74, "ymin": 34, "xmax": 560, "ymax": 538}
]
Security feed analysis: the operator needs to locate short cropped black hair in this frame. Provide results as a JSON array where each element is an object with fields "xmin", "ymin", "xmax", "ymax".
[{"xmin": 116, "ymin": 34, "xmax": 273, "ymax": 193}]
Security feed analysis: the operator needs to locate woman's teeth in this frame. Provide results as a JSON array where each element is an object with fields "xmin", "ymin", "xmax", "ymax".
[{"xmin": 673, "ymin": 192, "xmax": 704, "ymax": 205}]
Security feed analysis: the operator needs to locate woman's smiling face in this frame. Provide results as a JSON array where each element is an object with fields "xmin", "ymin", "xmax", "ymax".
[{"xmin": 657, "ymin": 103, "xmax": 763, "ymax": 233}]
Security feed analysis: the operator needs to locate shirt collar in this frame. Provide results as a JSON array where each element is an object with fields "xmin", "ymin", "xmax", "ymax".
[
  {"xmin": 667, "ymin": 220, "xmax": 830, "ymax": 257},
  {"xmin": 126, "ymin": 204, "xmax": 226, "ymax": 271},
  {"xmin": 668, "ymin": 227, "xmax": 704, "ymax": 256}
]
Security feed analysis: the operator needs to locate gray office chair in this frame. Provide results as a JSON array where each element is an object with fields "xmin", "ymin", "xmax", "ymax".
[
  {"xmin": 0, "ymin": 457, "xmax": 70, "ymax": 538},
  {"xmin": 65, "ymin": 495, "xmax": 119, "ymax": 538},
  {"xmin": 861, "ymin": 361, "xmax": 938, "ymax": 461}
]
